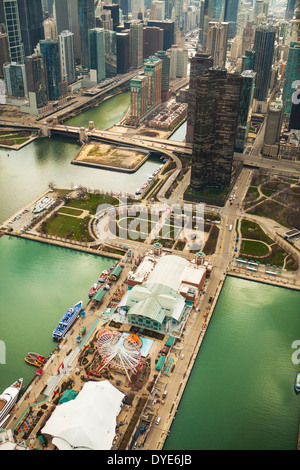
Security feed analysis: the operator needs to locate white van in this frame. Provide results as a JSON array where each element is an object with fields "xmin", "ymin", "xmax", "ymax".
[{"xmin": 156, "ymin": 417, "xmax": 161, "ymax": 425}]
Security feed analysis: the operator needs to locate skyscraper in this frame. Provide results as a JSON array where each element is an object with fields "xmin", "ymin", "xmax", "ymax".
[
  {"xmin": 116, "ymin": 31, "xmax": 130, "ymax": 74},
  {"xmin": 155, "ymin": 50, "xmax": 170, "ymax": 101},
  {"xmin": 144, "ymin": 55, "xmax": 162, "ymax": 110},
  {"xmin": 88, "ymin": 28, "xmax": 105, "ymax": 83},
  {"xmin": 253, "ymin": 24, "xmax": 276, "ymax": 101},
  {"xmin": 206, "ymin": 21, "xmax": 229, "ymax": 68},
  {"xmin": 3, "ymin": 0, "xmax": 25, "ymax": 63},
  {"xmin": 25, "ymin": 53, "xmax": 48, "ymax": 110},
  {"xmin": 282, "ymin": 41, "xmax": 300, "ymax": 114},
  {"xmin": 186, "ymin": 52, "xmax": 213, "ymax": 143},
  {"xmin": 40, "ymin": 38, "xmax": 62, "ymax": 101},
  {"xmin": 191, "ymin": 68, "xmax": 242, "ymax": 191},
  {"xmin": 105, "ymin": 30, "xmax": 117, "ymax": 77},
  {"xmin": 224, "ymin": 0, "xmax": 239, "ymax": 38},
  {"xmin": 58, "ymin": 30, "xmax": 76, "ymax": 84},
  {"xmin": 17, "ymin": 0, "xmax": 44, "ymax": 56},
  {"xmin": 4, "ymin": 62, "xmax": 27, "ymax": 97},
  {"xmin": 235, "ymin": 70, "xmax": 256, "ymax": 153},
  {"xmin": 130, "ymin": 20, "xmax": 143, "ymax": 68},
  {"xmin": 78, "ymin": 0, "xmax": 95, "ymax": 68}
]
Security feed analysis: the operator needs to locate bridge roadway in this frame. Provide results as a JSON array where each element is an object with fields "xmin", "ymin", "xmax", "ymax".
[{"xmin": 50, "ymin": 124, "xmax": 193, "ymax": 156}]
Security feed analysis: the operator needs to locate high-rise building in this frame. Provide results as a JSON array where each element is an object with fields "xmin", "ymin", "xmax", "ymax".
[
  {"xmin": 40, "ymin": 38, "xmax": 62, "ymax": 101},
  {"xmin": 147, "ymin": 20, "xmax": 176, "ymax": 51},
  {"xmin": 103, "ymin": 4, "xmax": 120, "ymax": 31},
  {"xmin": 0, "ymin": 33, "xmax": 10, "ymax": 78},
  {"xmin": 235, "ymin": 70, "xmax": 256, "ymax": 153},
  {"xmin": 78, "ymin": 0, "xmax": 95, "ymax": 68},
  {"xmin": 155, "ymin": 50, "xmax": 170, "ymax": 101},
  {"xmin": 241, "ymin": 22, "xmax": 253, "ymax": 55},
  {"xmin": 25, "ymin": 53, "xmax": 48, "ymax": 111},
  {"xmin": 105, "ymin": 30, "xmax": 117, "ymax": 77},
  {"xmin": 286, "ymin": 0, "xmax": 296, "ymax": 20},
  {"xmin": 17, "ymin": 0, "xmax": 44, "ymax": 56},
  {"xmin": 282, "ymin": 41, "xmax": 300, "ymax": 114},
  {"xmin": 144, "ymin": 55, "xmax": 162, "ymax": 110},
  {"xmin": 264, "ymin": 99, "xmax": 284, "ymax": 146},
  {"xmin": 88, "ymin": 28, "xmax": 105, "ymax": 83},
  {"xmin": 224, "ymin": 0, "xmax": 239, "ymax": 38},
  {"xmin": 143, "ymin": 26, "xmax": 164, "ymax": 59},
  {"xmin": 58, "ymin": 30, "xmax": 76, "ymax": 84},
  {"xmin": 117, "ymin": 31, "xmax": 130, "ymax": 74},
  {"xmin": 54, "ymin": 0, "xmax": 81, "ymax": 62},
  {"xmin": 206, "ymin": 21, "xmax": 229, "ymax": 68},
  {"xmin": 289, "ymin": 100, "xmax": 300, "ymax": 130},
  {"xmin": 130, "ymin": 20, "xmax": 143, "ymax": 69},
  {"xmin": 129, "ymin": 75, "xmax": 147, "ymax": 125},
  {"xmin": 3, "ymin": 0, "xmax": 25, "ymax": 63},
  {"xmin": 190, "ymin": 68, "xmax": 242, "ymax": 191},
  {"xmin": 253, "ymin": 24, "xmax": 276, "ymax": 101},
  {"xmin": 186, "ymin": 52, "xmax": 213, "ymax": 143},
  {"xmin": 3, "ymin": 61, "xmax": 27, "ymax": 97}
]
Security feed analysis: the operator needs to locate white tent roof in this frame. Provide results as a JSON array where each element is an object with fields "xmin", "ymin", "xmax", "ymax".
[
  {"xmin": 147, "ymin": 255, "xmax": 190, "ymax": 292},
  {"xmin": 42, "ymin": 380, "xmax": 125, "ymax": 450}
]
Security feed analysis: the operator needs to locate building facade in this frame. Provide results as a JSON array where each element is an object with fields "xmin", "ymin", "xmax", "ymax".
[
  {"xmin": 186, "ymin": 52, "xmax": 213, "ymax": 143},
  {"xmin": 282, "ymin": 41, "xmax": 300, "ymax": 114},
  {"xmin": 58, "ymin": 30, "xmax": 76, "ymax": 84},
  {"xmin": 25, "ymin": 53, "xmax": 48, "ymax": 110},
  {"xmin": 253, "ymin": 24, "xmax": 276, "ymax": 102},
  {"xmin": 88, "ymin": 28, "xmax": 105, "ymax": 83},
  {"xmin": 3, "ymin": 0, "xmax": 25, "ymax": 63},
  {"xmin": 191, "ymin": 68, "xmax": 242, "ymax": 191},
  {"xmin": 40, "ymin": 38, "xmax": 62, "ymax": 101}
]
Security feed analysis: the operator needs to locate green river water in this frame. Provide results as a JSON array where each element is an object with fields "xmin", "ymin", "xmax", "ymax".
[{"xmin": 0, "ymin": 92, "xmax": 299, "ymax": 449}]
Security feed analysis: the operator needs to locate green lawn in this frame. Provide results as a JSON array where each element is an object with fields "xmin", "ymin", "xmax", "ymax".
[
  {"xmin": 43, "ymin": 214, "xmax": 94, "ymax": 242},
  {"xmin": 241, "ymin": 240, "xmax": 270, "ymax": 257},
  {"xmin": 65, "ymin": 193, "xmax": 119, "ymax": 214}
]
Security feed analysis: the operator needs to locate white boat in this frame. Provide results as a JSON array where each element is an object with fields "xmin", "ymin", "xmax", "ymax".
[{"xmin": 0, "ymin": 378, "xmax": 23, "ymax": 423}]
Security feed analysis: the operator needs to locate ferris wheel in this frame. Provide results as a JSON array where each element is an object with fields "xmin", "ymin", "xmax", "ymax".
[{"xmin": 96, "ymin": 330, "xmax": 143, "ymax": 381}]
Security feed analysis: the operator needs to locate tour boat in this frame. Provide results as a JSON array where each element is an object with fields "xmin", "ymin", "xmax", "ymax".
[
  {"xmin": 89, "ymin": 282, "xmax": 99, "ymax": 298},
  {"xmin": 24, "ymin": 357, "xmax": 44, "ymax": 367},
  {"xmin": 295, "ymin": 372, "xmax": 300, "ymax": 394},
  {"xmin": 0, "ymin": 378, "xmax": 23, "ymax": 424},
  {"xmin": 52, "ymin": 300, "xmax": 83, "ymax": 341},
  {"xmin": 27, "ymin": 352, "xmax": 46, "ymax": 364},
  {"xmin": 99, "ymin": 269, "xmax": 110, "ymax": 283}
]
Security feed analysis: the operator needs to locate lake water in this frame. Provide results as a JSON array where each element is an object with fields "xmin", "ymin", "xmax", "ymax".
[{"xmin": 164, "ymin": 276, "xmax": 300, "ymax": 450}]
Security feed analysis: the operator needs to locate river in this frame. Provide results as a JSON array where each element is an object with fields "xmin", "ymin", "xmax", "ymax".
[{"xmin": 0, "ymin": 91, "xmax": 161, "ymax": 224}]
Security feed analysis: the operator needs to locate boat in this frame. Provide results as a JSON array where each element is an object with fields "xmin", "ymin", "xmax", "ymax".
[
  {"xmin": 99, "ymin": 269, "xmax": 110, "ymax": 283},
  {"xmin": 52, "ymin": 300, "xmax": 83, "ymax": 341},
  {"xmin": 27, "ymin": 352, "xmax": 46, "ymax": 364},
  {"xmin": 295, "ymin": 372, "xmax": 300, "ymax": 394},
  {"xmin": 0, "ymin": 378, "xmax": 23, "ymax": 424},
  {"xmin": 24, "ymin": 357, "xmax": 44, "ymax": 367},
  {"xmin": 89, "ymin": 282, "xmax": 99, "ymax": 298}
]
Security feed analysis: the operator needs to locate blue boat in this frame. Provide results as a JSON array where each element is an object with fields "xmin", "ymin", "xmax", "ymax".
[
  {"xmin": 295, "ymin": 372, "xmax": 300, "ymax": 394},
  {"xmin": 52, "ymin": 301, "xmax": 83, "ymax": 341}
]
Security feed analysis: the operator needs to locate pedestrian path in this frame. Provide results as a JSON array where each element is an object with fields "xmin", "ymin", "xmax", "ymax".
[{"xmin": 43, "ymin": 347, "xmax": 80, "ymax": 397}]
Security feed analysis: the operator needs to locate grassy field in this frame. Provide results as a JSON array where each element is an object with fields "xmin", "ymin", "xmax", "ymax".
[{"xmin": 43, "ymin": 214, "xmax": 94, "ymax": 242}]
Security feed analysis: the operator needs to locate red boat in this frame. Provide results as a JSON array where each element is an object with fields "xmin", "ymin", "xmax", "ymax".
[
  {"xmin": 27, "ymin": 352, "xmax": 46, "ymax": 364},
  {"xmin": 89, "ymin": 282, "xmax": 99, "ymax": 298}
]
